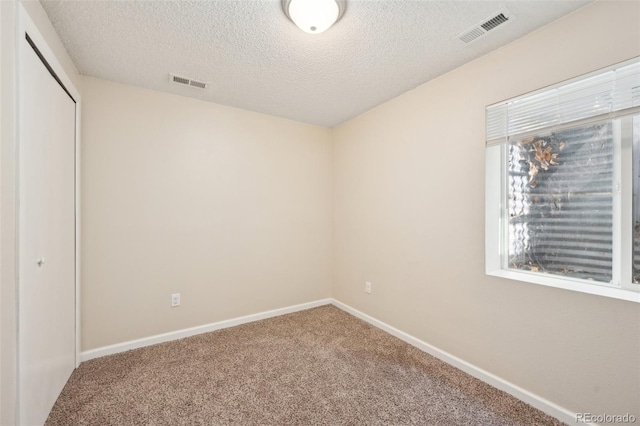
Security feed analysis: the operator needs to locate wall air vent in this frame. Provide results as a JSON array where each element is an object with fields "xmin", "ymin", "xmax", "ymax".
[
  {"xmin": 169, "ymin": 73, "xmax": 208, "ymax": 89},
  {"xmin": 455, "ymin": 9, "xmax": 513, "ymax": 45}
]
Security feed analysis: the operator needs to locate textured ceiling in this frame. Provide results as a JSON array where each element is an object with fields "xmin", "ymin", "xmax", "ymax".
[{"xmin": 41, "ymin": 0, "xmax": 593, "ymax": 128}]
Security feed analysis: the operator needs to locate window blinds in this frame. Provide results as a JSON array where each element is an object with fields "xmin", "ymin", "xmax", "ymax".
[{"xmin": 486, "ymin": 59, "xmax": 640, "ymax": 145}]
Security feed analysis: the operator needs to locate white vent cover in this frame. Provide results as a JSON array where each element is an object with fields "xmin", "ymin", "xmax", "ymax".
[
  {"xmin": 169, "ymin": 73, "xmax": 208, "ymax": 89},
  {"xmin": 455, "ymin": 9, "xmax": 513, "ymax": 44}
]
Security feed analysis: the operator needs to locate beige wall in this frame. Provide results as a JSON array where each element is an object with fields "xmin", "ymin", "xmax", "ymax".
[
  {"xmin": 1, "ymin": 1, "xmax": 79, "ymax": 424},
  {"xmin": 333, "ymin": 0, "xmax": 640, "ymax": 418},
  {"xmin": 80, "ymin": 76, "xmax": 333, "ymax": 350}
]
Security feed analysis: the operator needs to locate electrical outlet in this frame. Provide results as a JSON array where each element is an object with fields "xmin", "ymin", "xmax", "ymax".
[
  {"xmin": 171, "ymin": 293, "xmax": 181, "ymax": 307},
  {"xmin": 365, "ymin": 281, "xmax": 372, "ymax": 294}
]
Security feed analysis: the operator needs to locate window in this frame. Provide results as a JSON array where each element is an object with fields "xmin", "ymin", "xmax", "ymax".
[
  {"xmin": 486, "ymin": 59, "xmax": 640, "ymax": 302},
  {"xmin": 507, "ymin": 120, "xmax": 614, "ymax": 282}
]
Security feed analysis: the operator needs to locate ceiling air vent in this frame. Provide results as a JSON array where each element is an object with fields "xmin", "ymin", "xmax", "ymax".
[
  {"xmin": 459, "ymin": 28, "xmax": 485, "ymax": 44},
  {"xmin": 455, "ymin": 9, "xmax": 513, "ymax": 45},
  {"xmin": 169, "ymin": 73, "xmax": 208, "ymax": 90},
  {"xmin": 481, "ymin": 13, "xmax": 509, "ymax": 31}
]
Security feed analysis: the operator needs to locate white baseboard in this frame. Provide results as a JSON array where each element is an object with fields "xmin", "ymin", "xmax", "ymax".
[
  {"xmin": 81, "ymin": 298, "xmax": 332, "ymax": 362},
  {"xmin": 81, "ymin": 296, "xmax": 586, "ymax": 425},
  {"xmin": 330, "ymin": 299, "xmax": 586, "ymax": 426}
]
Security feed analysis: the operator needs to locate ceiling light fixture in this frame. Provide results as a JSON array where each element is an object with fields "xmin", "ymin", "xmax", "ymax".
[{"xmin": 282, "ymin": 0, "xmax": 346, "ymax": 34}]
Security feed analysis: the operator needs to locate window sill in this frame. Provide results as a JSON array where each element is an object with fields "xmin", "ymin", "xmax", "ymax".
[{"xmin": 487, "ymin": 269, "xmax": 640, "ymax": 303}]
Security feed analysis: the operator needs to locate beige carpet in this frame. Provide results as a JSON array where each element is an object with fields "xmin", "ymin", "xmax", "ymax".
[{"xmin": 46, "ymin": 305, "xmax": 564, "ymax": 425}]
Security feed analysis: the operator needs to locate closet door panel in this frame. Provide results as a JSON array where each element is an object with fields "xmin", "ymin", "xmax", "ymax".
[{"xmin": 18, "ymin": 34, "xmax": 76, "ymax": 426}]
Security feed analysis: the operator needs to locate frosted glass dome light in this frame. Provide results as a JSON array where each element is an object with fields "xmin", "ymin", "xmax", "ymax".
[{"xmin": 283, "ymin": 0, "xmax": 346, "ymax": 34}]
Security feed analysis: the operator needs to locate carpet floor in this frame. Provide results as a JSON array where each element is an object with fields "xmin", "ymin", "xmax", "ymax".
[{"xmin": 46, "ymin": 305, "xmax": 565, "ymax": 425}]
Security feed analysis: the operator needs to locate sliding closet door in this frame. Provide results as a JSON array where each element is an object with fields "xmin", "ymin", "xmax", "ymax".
[{"xmin": 18, "ymin": 33, "xmax": 76, "ymax": 426}]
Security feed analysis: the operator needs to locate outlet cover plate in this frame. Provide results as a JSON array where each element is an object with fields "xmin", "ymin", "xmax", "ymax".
[{"xmin": 171, "ymin": 293, "xmax": 181, "ymax": 307}]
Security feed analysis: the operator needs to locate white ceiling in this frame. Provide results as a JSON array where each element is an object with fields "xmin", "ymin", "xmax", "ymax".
[{"xmin": 41, "ymin": 0, "xmax": 593, "ymax": 128}]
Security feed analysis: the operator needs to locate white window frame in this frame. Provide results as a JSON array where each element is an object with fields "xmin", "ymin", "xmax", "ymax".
[{"xmin": 485, "ymin": 58, "xmax": 640, "ymax": 303}]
